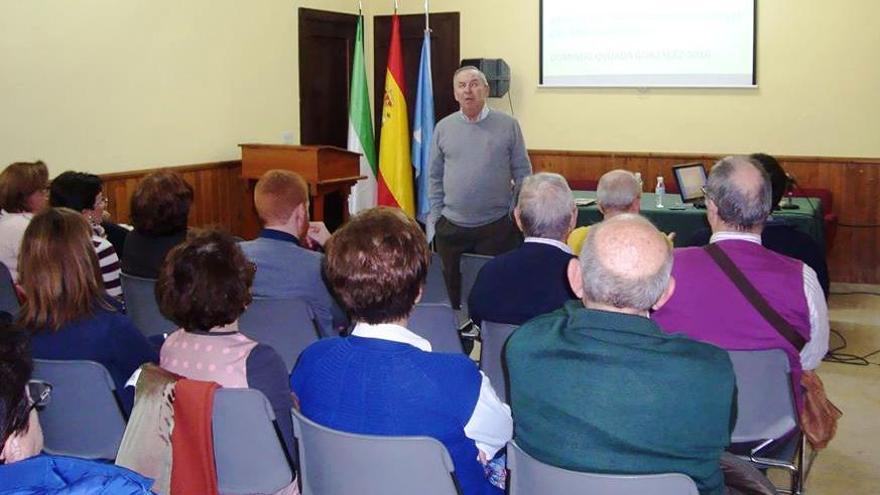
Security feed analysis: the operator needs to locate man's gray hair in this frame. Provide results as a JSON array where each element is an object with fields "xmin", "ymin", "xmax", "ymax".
[
  {"xmin": 705, "ymin": 155, "xmax": 772, "ymax": 231},
  {"xmin": 596, "ymin": 169, "xmax": 641, "ymax": 212},
  {"xmin": 454, "ymin": 66, "xmax": 489, "ymax": 86},
  {"xmin": 517, "ymin": 173, "xmax": 575, "ymax": 241},
  {"xmin": 580, "ymin": 214, "xmax": 672, "ymax": 312}
]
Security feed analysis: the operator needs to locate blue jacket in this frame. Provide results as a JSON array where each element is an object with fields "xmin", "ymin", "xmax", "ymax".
[
  {"xmin": 240, "ymin": 229, "xmax": 347, "ymax": 336},
  {"xmin": 0, "ymin": 455, "xmax": 155, "ymax": 494}
]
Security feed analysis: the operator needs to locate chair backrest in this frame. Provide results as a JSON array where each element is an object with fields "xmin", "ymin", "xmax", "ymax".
[
  {"xmin": 0, "ymin": 262, "xmax": 19, "ymax": 316},
  {"xmin": 291, "ymin": 408, "xmax": 459, "ymax": 495},
  {"xmin": 507, "ymin": 441, "xmax": 699, "ymax": 495},
  {"xmin": 422, "ymin": 252, "xmax": 452, "ymax": 305},
  {"xmin": 408, "ymin": 303, "xmax": 464, "ymax": 353},
  {"xmin": 239, "ymin": 297, "xmax": 321, "ymax": 373},
  {"xmin": 459, "ymin": 253, "xmax": 493, "ymax": 319},
  {"xmin": 213, "ymin": 388, "xmax": 293, "ymax": 495},
  {"xmin": 32, "ymin": 359, "xmax": 127, "ymax": 460},
  {"xmin": 120, "ymin": 273, "xmax": 177, "ymax": 338},
  {"xmin": 478, "ymin": 320, "xmax": 518, "ymax": 402},
  {"xmin": 727, "ymin": 349, "xmax": 798, "ymax": 444}
]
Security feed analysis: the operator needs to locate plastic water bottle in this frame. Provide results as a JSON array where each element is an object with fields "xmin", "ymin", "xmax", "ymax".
[
  {"xmin": 655, "ymin": 176, "xmax": 665, "ymax": 208},
  {"xmin": 634, "ymin": 172, "xmax": 644, "ymax": 191}
]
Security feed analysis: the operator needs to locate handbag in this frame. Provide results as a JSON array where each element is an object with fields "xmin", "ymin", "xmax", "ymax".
[{"xmin": 705, "ymin": 243, "xmax": 842, "ymax": 450}]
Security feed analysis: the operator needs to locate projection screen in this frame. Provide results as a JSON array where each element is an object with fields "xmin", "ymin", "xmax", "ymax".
[{"xmin": 540, "ymin": 0, "xmax": 757, "ymax": 87}]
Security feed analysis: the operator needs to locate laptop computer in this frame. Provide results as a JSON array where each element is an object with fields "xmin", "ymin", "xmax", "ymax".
[{"xmin": 672, "ymin": 162, "xmax": 708, "ymax": 208}]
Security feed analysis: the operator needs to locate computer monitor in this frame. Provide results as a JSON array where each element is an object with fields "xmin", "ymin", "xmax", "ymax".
[{"xmin": 672, "ymin": 162, "xmax": 708, "ymax": 204}]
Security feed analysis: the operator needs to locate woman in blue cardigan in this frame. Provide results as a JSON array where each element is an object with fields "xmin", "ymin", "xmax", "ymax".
[
  {"xmin": 291, "ymin": 207, "xmax": 512, "ymax": 495},
  {"xmin": 16, "ymin": 208, "xmax": 157, "ymax": 414}
]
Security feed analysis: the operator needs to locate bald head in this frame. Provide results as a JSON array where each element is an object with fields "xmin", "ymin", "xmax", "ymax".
[
  {"xmin": 578, "ymin": 214, "xmax": 673, "ymax": 312},
  {"xmin": 705, "ymin": 156, "xmax": 771, "ymax": 232},
  {"xmin": 597, "ymin": 169, "xmax": 641, "ymax": 216}
]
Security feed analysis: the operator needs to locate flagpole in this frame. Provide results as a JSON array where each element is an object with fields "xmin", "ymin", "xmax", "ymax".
[
  {"xmin": 358, "ymin": 0, "xmax": 363, "ymax": 15},
  {"xmin": 425, "ymin": 0, "xmax": 430, "ymax": 32},
  {"xmin": 393, "ymin": 0, "xmax": 398, "ymax": 14}
]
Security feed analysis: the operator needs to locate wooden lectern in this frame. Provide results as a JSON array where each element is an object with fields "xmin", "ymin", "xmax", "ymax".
[{"xmin": 239, "ymin": 144, "xmax": 365, "ymax": 237}]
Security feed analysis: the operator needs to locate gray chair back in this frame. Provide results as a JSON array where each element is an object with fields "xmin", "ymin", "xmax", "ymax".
[
  {"xmin": 0, "ymin": 262, "xmax": 19, "ymax": 317},
  {"xmin": 478, "ymin": 320, "xmax": 518, "ymax": 402},
  {"xmin": 33, "ymin": 359, "xmax": 127, "ymax": 460},
  {"xmin": 213, "ymin": 388, "xmax": 294, "ymax": 495},
  {"xmin": 408, "ymin": 303, "xmax": 464, "ymax": 353},
  {"xmin": 120, "ymin": 273, "xmax": 177, "ymax": 338},
  {"xmin": 291, "ymin": 408, "xmax": 459, "ymax": 495},
  {"xmin": 507, "ymin": 441, "xmax": 699, "ymax": 495},
  {"xmin": 727, "ymin": 349, "xmax": 798, "ymax": 444},
  {"xmin": 422, "ymin": 252, "xmax": 452, "ymax": 305},
  {"xmin": 459, "ymin": 253, "xmax": 492, "ymax": 319},
  {"xmin": 239, "ymin": 297, "xmax": 320, "ymax": 373}
]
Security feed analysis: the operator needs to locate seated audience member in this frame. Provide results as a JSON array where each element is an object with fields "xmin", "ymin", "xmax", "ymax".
[
  {"xmin": 122, "ymin": 171, "xmax": 193, "ymax": 279},
  {"xmin": 50, "ymin": 171, "xmax": 123, "ymax": 299},
  {"xmin": 239, "ymin": 170, "xmax": 346, "ymax": 335},
  {"xmin": 506, "ymin": 214, "xmax": 735, "ymax": 495},
  {"xmin": 0, "ymin": 326, "xmax": 156, "ymax": 493},
  {"xmin": 157, "ymin": 229, "xmax": 294, "ymax": 458},
  {"xmin": 653, "ymin": 156, "xmax": 830, "ymax": 410},
  {"xmin": 684, "ymin": 153, "xmax": 830, "ymax": 297},
  {"xmin": 468, "ymin": 173, "xmax": 578, "ymax": 326},
  {"xmin": 0, "ymin": 161, "xmax": 50, "ymax": 280},
  {"xmin": 291, "ymin": 207, "xmax": 512, "ymax": 495},
  {"xmin": 567, "ymin": 169, "xmax": 642, "ymax": 254},
  {"xmin": 17, "ymin": 208, "xmax": 157, "ymax": 414}
]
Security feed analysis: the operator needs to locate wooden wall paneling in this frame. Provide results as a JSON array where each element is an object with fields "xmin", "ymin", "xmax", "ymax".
[{"xmin": 529, "ymin": 150, "xmax": 880, "ymax": 285}]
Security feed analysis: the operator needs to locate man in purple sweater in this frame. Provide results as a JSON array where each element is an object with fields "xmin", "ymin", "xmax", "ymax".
[{"xmin": 652, "ymin": 155, "xmax": 829, "ymax": 409}]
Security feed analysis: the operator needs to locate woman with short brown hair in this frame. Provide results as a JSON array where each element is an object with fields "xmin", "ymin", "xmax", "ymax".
[
  {"xmin": 19, "ymin": 208, "xmax": 157, "ymax": 414},
  {"xmin": 122, "ymin": 171, "xmax": 194, "ymax": 278},
  {"xmin": 157, "ymin": 229, "xmax": 294, "ymax": 458},
  {"xmin": 291, "ymin": 207, "xmax": 512, "ymax": 495},
  {"xmin": 0, "ymin": 161, "xmax": 50, "ymax": 280}
]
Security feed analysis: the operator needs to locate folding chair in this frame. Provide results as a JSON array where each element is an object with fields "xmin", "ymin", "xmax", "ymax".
[
  {"xmin": 33, "ymin": 359, "xmax": 127, "ymax": 460},
  {"xmin": 291, "ymin": 408, "xmax": 459, "ymax": 495},
  {"xmin": 120, "ymin": 273, "xmax": 177, "ymax": 339},
  {"xmin": 213, "ymin": 388, "xmax": 294, "ymax": 495},
  {"xmin": 728, "ymin": 349, "xmax": 807, "ymax": 495},
  {"xmin": 239, "ymin": 297, "xmax": 321, "ymax": 373},
  {"xmin": 459, "ymin": 253, "xmax": 493, "ymax": 324},
  {"xmin": 478, "ymin": 320, "xmax": 518, "ymax": 402},
  {"xmin": 408, "ymin": 303, "xmax": 464, "ymax": 353},
  {"xmin": 422, "ymin": 252, "xmax": 452, "ymax": 306},
  {"xmin": 507, "ymin": 441, "xmax": 699, "ymax": 495}
]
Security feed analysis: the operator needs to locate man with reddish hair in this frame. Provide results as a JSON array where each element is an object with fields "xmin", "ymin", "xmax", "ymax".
[{"xmin": 240, "ymin": 169, "xmax": 346, "ymax": 336}]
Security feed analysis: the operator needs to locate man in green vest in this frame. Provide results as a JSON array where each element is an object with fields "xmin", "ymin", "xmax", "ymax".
[{"xmin": 506, "ymin": 214, "xmax": 736, "ymax": 495}]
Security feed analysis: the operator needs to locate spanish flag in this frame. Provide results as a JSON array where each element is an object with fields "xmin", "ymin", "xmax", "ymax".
[{"xmin": 377, "ymin": 13, "xmax": 415, "ymax": 216}]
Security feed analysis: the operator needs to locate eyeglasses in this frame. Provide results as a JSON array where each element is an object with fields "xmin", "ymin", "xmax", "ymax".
[{"xmin": 26, "ymin": 380, "xmax": 52, "ymax": 410}]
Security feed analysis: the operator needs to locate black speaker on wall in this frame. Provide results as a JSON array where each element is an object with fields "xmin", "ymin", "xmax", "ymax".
[{"xmin": 460, "ymin": 58, "xmax": 510, "ymax": 97}]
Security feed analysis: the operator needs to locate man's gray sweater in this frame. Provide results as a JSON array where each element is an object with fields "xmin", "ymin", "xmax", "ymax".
[{"xmin": 428, "ymin": 110, "xmax": 532, "ymax": 227}]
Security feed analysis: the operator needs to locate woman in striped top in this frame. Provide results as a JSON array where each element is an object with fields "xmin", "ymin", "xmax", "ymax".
[{"xmin": 49, "ymin": 171, "xmax": 123, "ymax": 300}]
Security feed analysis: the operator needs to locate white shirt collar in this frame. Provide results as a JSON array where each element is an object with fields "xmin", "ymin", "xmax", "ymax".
[
  {"xmin": 710, "ymin": 231, "xmax": 762, "ymax": 245},
  {"xmin": 459, "ymin": 104, "xmax": 490, "ymax": 123},
  {"xmin": 350, "ymin": 322, "xmax": 432, "ymax": 352},
  {"xmin": 524, "ymin": 237, "xmax": 573, "ymax": 254}
]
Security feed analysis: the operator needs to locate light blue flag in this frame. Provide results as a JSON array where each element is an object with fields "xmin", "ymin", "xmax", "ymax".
[{"xmin": 412, "ymin": 30, "xmax": 435, "ymax": 227}]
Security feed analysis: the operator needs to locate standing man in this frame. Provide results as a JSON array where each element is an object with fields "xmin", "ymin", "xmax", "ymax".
[{"xmin": 429, "ymin": 66, "xmax": 532, "ymax": 308}]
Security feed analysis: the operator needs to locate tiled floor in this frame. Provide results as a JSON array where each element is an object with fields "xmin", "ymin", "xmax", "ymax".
[{"xmin": 796, "ymin": 288, "xmax": 880, "ymax": 494}]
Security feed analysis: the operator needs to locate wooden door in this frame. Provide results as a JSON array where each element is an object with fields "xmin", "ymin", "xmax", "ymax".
[{"xmin": 298, "ymin": 8, "xmax": 358, "ymax": 148}]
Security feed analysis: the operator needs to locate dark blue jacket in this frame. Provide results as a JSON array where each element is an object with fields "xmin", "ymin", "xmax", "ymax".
[{"xmin": 468, "ymin": 241, "xmax": 577, "ymax": 326}]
